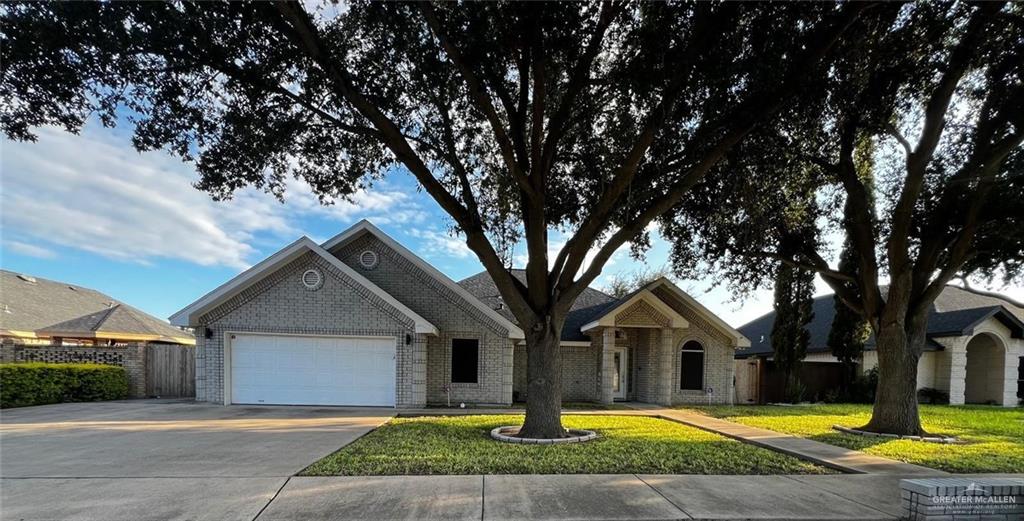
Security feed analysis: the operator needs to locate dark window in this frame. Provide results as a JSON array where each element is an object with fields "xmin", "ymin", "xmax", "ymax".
[
  {"xmin": 680, "ymin": 340, "xmax": 704, "ymax": 391},
  {"xmin": 451, "ymin": 338, "xmax": 479, "ymax": 383},
  {"xmin": 1017, "ymin": 356, "xmax": 1023, "ymax": 399}
]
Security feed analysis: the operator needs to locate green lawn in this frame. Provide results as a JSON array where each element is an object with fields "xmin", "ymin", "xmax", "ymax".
[
  {"xmin": 686, "ymin": 404, "xmax": 1024, "ymax": 473},
  {"xmin": 302, "ymin": 414, "xmax": 832, "ymax": 475}
]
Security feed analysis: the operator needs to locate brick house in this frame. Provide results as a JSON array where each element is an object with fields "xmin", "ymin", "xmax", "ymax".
[
  {"xmin": 735, "ymin": 287, "xmax": 1024, "ymax": 406},
  {"xmin": 172, "ymin": 220, "xmax": 749, "ymax": 408}
]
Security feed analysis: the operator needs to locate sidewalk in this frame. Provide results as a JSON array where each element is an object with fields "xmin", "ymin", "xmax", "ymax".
[
  {"xmin": 626, "ymin": 404, "xmax": 945, "ymax": 475},
  {"xmin": 256, "ymin": 473, "xmax": 1023, "ymax": 521}
]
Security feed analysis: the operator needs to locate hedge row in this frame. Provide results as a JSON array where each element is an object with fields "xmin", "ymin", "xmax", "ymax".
[{"xmin": 0, "ymin": 362, "xmax": 129, "ymax": 408}]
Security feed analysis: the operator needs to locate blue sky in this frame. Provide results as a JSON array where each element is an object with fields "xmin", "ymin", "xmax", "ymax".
[{"xmin": 2, "ymin": 121, "xmax": 1022, "ymax": 328}]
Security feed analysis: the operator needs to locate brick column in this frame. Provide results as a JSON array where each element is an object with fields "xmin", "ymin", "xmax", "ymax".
[
  {"xmin": 0, "ymin": 338, "xmax": 15, "ymax": 363},
  {"xmin": 408, "ymin": 333, "xmax": 428, "ymax": 407},
  {"xmin": 1002, "ymin": 339, "xmax": 1023, "ymax": 407},
  {"xmin": 122, "ymin": 342, "xmax": 148, "ymax": 398},
  {"xmin": 501, "ymin": 341, "xmax": 514, "ymax": 405},
  {"xmin": 947, "ymin": 338, "xmax": 968, "ymax": 405},
  {"xmin": 656, "ymin": 328, "xmax": 675, "ymax": 406},
  {"xmin": 599, "ymin": 327, "xmax": 615, "ymax": 404},
  {"xmin": 194, "ymin": 334, "xmax": 206, "ymax": 402}
]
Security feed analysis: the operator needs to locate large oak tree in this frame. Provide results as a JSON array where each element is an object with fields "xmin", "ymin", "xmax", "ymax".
[
  {"xmin": 663, "ymin": 2, "xmax": 1023, "ymax": 435},
  {"xmin": 2, "ymin": 1, "xmax": 871, "ymax": 437}
]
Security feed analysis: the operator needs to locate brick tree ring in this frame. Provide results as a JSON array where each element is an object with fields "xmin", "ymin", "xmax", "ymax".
[{"xmin": 490, "ymin": 426, "xmax": 598, "ymax": 444}]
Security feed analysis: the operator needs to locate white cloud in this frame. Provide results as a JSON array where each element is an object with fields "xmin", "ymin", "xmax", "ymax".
[
  {"xmin": 409, "ymin": 228, "xmax": 473, "ymax": 259},
  {"xmin": 285, "ymin": 177, "xmax": 428, "ymax": 226},
  {"xmin": 3, "ymin": 240, "xmax": 57, "ymax": 259},
  {"xmin": 0, "ymin": 127, "xmax": 423, "ymax": 269}
]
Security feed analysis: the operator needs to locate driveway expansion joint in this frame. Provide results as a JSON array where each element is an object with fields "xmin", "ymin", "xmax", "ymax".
[
  {"xmin": 633, "ymin": 473, "xmax": 694, "ymax": 520},
  {"xmin": 252, "ymin": 476, "xmax": 291, "ymax": 521}
]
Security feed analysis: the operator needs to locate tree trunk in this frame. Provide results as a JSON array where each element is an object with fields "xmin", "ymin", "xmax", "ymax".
[
  {"xmin": 860, "ymin": 320, "xmax": 926, "ymax": 435},
  {"xmin": 518, "ymin": 318, "xmax": 566, "ymax": 439}
]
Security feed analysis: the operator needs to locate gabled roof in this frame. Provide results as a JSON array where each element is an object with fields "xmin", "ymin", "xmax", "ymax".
[
  {"xmin": 644, "ymin": 278, "xmax": 751, "ymax": 347},
  {"xmin": 169, "ymin": 236, "xmax": 438, "ymax": 335},
  {"xmin": 736, "ymin": 284, "xmax": 1024, "ymax": 359},
  {"xmin": 579, "ymin": 287, "xmax": 689, "ymax": 331},
  {"xmin": 928, "ymin": 306, "xmax": 1024, "ymax": 339},
  {"xmin": 322, "ymin": 220, "xmax": 524, "ymax": 339},
  {"xmin": 0, "ymin": 270, "xmax": 193, "ymax": 344},
  {"xmin": 37, "ymin": 304, "xmax": 194, "ymax": 344},
  {"xmin": 458, "ymin": 272, "xmax": 749, "ymax": 347}
]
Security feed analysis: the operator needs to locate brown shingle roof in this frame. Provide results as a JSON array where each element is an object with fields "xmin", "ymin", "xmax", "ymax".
[{"xmin": 0, "ymin": 270, "xmax": 193, "ymax": 344}]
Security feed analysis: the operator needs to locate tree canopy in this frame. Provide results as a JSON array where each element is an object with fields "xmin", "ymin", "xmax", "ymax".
[
  {"xmin": 661, "ymin": 2, "xmax": 1023, "ymax": 434},
  {"xmin": 1, "ymin": 1, "xmax": 873, "ymax": 437}
]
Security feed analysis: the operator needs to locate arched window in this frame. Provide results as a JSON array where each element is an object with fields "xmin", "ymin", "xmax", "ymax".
[{"xmin": 680, "ymin": 340, "xmax": 704, "ymax": 391}]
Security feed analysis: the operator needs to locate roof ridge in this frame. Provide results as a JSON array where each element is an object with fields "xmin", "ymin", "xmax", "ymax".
[
  {"xmin": 93, "ymin": 303, "xmax": 121, "ymax": 331},
  {"xmin": 106, "ymin": 304, "xmax": 161, "ymax": 335},
  {"xmin": 0, "ymin": 269, "xmax": 111, "ymax": 297},
  {"xmin": 945, "ymin": 283, "xmax": 1024, "ymax": 309}
]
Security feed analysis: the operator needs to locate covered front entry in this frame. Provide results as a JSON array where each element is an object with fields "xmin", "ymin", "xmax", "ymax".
[
  {"xmin": 229, "ymin": 333, "xmax": 396, "ymax": 406},
  {"xmin": 964, "ymin": 333, "xmax": 1005, "ymax": 404}
]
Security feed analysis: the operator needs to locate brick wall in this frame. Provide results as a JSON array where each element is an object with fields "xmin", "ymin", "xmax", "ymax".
[
  {"xmin": 561, "ymin": 344, "xmax": 599, "ymax": 401},
  {"xmin": 670, "ymin": 325, "xmax": 734, "ymax": 405},
  {"xmin": 196, "ymin": 251, "xmax": 420, "ymax": 406},
  {"xmin": 1, "ymin": 341, "xmax": 148, "ymax": 397},
  {"xmin": 426, "ymin": 331, "xmax": 510, "ymax": 405},
  {"xmin": 331, "ymin": 233, "xmax": 513, "ymax": 405},
  {"xmin": 512, "ymin": 343, "xmax": 601, "ymax": 403}
]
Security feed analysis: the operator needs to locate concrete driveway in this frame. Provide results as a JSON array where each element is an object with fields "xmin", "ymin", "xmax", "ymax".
[{"xmin": 0, "ymin": 399, "xmax": 392, "ymax": 520}]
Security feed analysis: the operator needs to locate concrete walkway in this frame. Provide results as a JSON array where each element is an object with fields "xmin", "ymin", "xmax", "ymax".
[
  {"xmin": 628, "ymin": 404, "xmax": 946, "ymax": 475},
  {"xmin": 255, "ymin": 473, "xmax": 1024, "ymax": 521}
]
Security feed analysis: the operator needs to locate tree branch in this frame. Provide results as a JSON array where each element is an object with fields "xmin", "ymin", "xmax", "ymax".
[
  {"xmin": 885, "ymin": 123, "xmax": 912, "ymax": 157},
  {"xmin": 887, "ymin": 3, "xmax": 1001, "ymax": 274},
  {"xmin": 271, "ymin": 0, "xmax": 534, "ymax": 319},
  {"xmin": 418, "ymin": 3, "xmax": 537, "ymax": 200},
  {"xmin": 540, "ymin": 1, "xmax": 623, "ymax": 175}
]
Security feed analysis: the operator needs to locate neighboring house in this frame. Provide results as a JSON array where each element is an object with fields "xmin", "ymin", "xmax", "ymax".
[
  {"xmin": 172, "ymin": 220, "xmax": 749, "ymax": 408},
  {"xmin": 0, "ymin": 270, "xmax": 196, "ymax": 398},
  {"xmin": 736, "ymin": 286, "xmax": 1024, "ymax": 406},
  {"xmin": 0, "ymin": 270, "xmax": 194, "ymax": 346}
]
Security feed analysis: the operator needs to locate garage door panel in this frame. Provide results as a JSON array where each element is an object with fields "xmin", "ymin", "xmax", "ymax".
[{"xmin": 230, "ymin": 334, "xmax": 396, "ymax": 406}]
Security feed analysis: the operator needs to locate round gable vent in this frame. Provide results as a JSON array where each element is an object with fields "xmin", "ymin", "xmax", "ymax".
[
  {"xmin": 359, "ymin": 250, "xmax": 379, "ymax": 270},
  {"xmin": 301, "ymin": 268, "xmax": 323, "ymax": 290}
]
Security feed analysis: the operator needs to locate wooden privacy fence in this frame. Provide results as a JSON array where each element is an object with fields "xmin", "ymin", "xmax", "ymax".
[{"xmin": 146, "ymin": 344, "xmax": 195, "ymax": 398}]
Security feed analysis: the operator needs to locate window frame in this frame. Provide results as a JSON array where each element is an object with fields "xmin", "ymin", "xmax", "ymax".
[
  {"xmin": 679, "ymin": 340, "xmax": 705, "ymax": 391},
  {"xmin": 450, "ymin": 338, "xmax": 480, "ymax": 384}
]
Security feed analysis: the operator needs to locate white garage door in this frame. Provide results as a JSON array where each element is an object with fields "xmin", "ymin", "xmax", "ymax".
[{"xmin": 230, "ymin": 334, "xmax": 396, "ymax": 406}]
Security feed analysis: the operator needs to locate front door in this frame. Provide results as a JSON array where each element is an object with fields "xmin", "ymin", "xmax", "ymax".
[{"xmin": 612, "ymin": 347, "xmax": 628, "ymax": 400}]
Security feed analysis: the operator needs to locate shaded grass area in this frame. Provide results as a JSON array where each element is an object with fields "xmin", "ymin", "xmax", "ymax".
[
  {"xmin": 302, "ymin": 414, "xmax": 833, "ymax": 475},
  {"xmin": 512, "ymin": 401, "xmax": 633, "ymax": 410},
  {"xmin": 687, "ymin": 404, "xmax": 1024, "ymax": 473}
]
